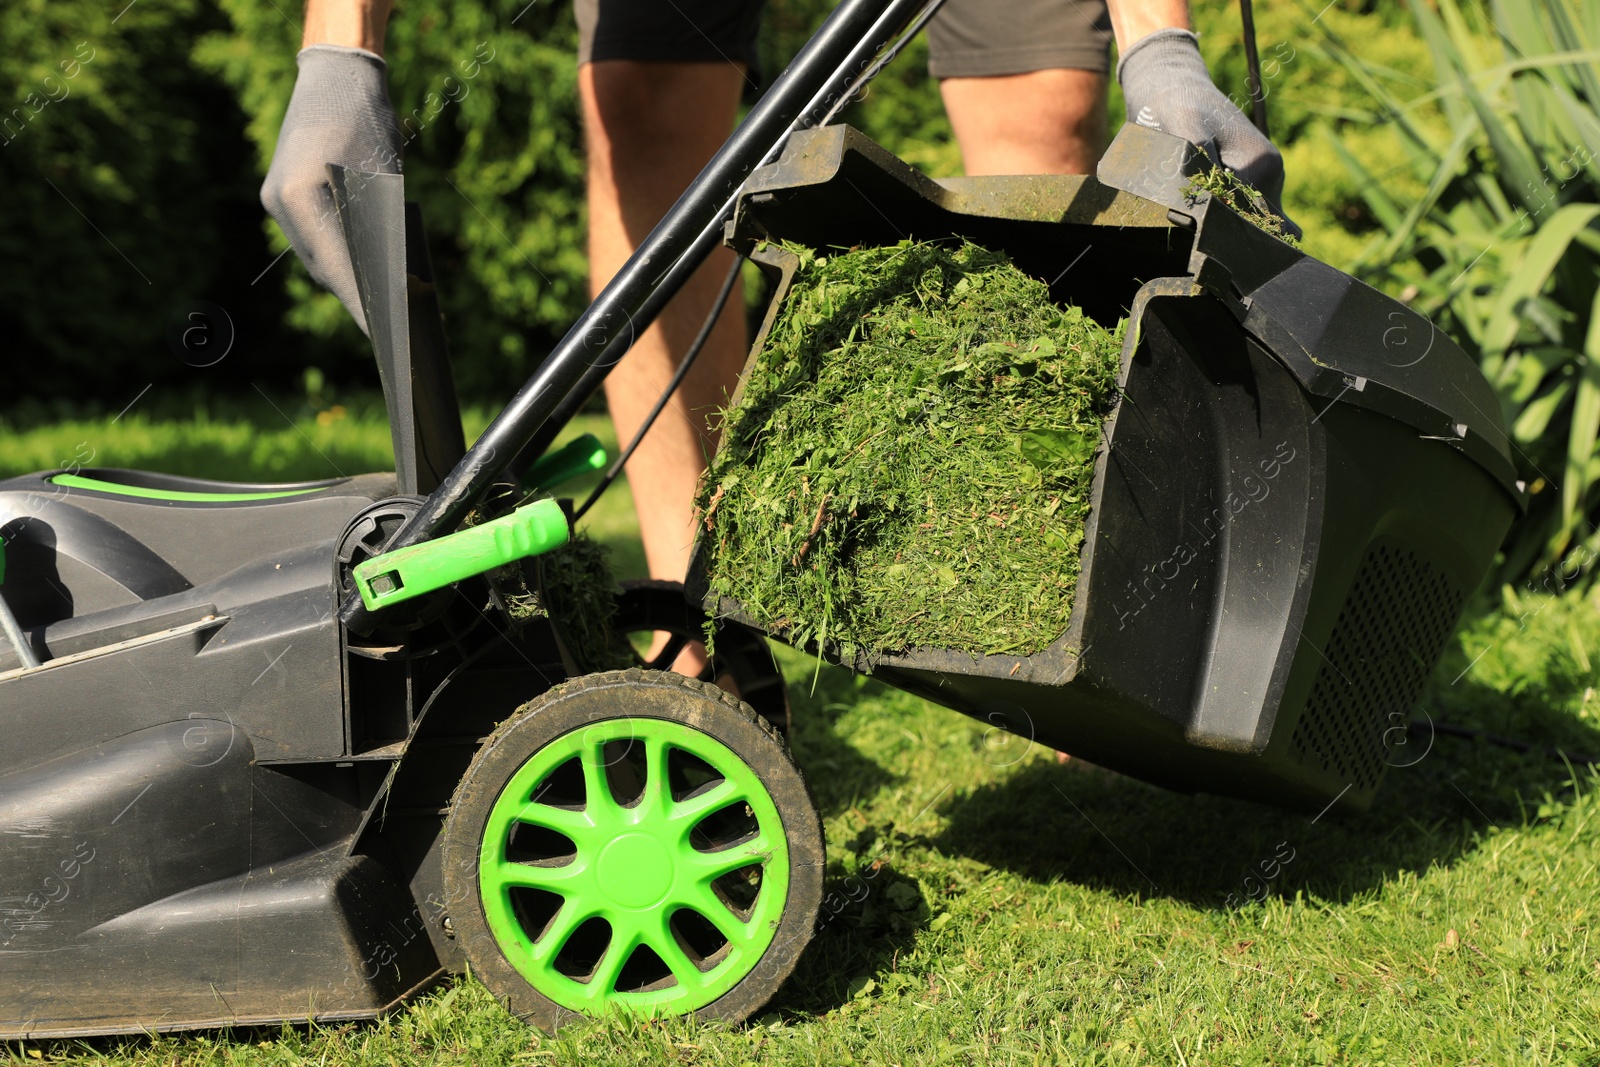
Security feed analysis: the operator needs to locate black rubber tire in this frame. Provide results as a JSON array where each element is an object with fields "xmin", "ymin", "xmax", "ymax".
[
  {"xmin": 613, "ymin": 580, "xmax": 791, "ymax": 736},
  {"xmin": 440, "ymin": 669, "xmax": 823, "ymax": 1031}
]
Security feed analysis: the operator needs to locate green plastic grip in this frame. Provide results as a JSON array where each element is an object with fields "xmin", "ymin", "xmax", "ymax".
[
  {"xmin": 352, "ymin": 498, "xmax": 570, "ymax": 611},
  {"xmin": 521, "ymin": 434, "xmax": 608, "ymax": 493}
]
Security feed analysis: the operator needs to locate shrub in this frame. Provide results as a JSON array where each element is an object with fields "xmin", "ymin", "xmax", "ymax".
[
  {"xmin": 1319, "ymin": 0, "xmax": 1600, "ymax": 585},
  {"xmin": 0, "ymin": 0, "xmax": 293, "ymax": 403},
  {"xmin": 1, "ymin": 0, "xmax": 1442, "ymax": 414}
]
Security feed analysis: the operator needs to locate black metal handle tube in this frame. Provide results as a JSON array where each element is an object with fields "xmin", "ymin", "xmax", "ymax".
[
  {"xmin": 341, "ymin": 0, "xmax": 932, "ymax": 630},
  {"xmin": 0, "ymin": 596, "xmax": 39, "ymax": 670}
]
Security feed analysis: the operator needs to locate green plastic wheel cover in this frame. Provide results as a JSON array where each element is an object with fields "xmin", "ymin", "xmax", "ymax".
[{"xmin": 477, "ymin": 717, "xmax": 791, "ymax": 1016}]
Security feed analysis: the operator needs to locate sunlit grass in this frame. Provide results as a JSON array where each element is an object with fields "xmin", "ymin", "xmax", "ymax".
[{"xmin": 3, "ymin": 402, "xmax": 1598, "ymax": 1063}]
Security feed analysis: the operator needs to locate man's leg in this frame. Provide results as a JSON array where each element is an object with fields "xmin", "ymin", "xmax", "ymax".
[
  {"xmin": 581, "ymin": 59, "xmax": 748, "ymax": 674},
  {"xmin": 939, "ymin": 68, "xmax": 1109, "ymax": 176}
]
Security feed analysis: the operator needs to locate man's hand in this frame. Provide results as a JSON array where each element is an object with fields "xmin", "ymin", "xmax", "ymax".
[
  {"xmin": 260, "ymin": 44, "xmax": 401, "ymax": 334},
  {"xmin": 1117, "ymin": 28, "xmax": 1286, "ymax": 210}
]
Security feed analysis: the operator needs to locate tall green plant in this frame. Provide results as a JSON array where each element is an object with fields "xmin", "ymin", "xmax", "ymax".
[{"xmin": 1319, "ymin": 0, "xmax": 1600, "ymax": 586}]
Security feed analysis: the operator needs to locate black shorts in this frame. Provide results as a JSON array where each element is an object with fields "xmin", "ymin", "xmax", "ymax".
[{"xmin": 575, "ymin": 0, "xmax": 1112, "ymax": 77}]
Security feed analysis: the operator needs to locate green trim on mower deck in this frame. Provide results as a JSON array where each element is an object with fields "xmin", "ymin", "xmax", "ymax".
[
  {"xmin": 479, "ymin": 718, "xmax": 790, "ymax": 1016},
  {"xmin": 352, "ymin": 498, "xmax": 570, "ymax": 610},
  {"xmin": 47, "ymin": 474, "xmax": 327, "ymax": 502}
]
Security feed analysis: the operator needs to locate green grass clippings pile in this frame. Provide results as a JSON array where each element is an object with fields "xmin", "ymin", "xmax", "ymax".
[{"xmin": 699, "ymin": 239, "xmax": 1124, "ymax": 660}]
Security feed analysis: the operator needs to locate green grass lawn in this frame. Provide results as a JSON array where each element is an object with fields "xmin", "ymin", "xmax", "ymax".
[{"xmin": 3, "ymin": 402, "xmax": 1599, "ymax": 1065}]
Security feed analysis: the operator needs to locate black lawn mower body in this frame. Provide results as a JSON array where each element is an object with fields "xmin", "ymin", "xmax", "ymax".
[{"xmin": 0, "ymin": 469, "xmax": 531, "ymax": 1033}]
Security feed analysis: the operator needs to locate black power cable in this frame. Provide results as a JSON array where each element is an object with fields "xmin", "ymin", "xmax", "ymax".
[
  {"xmin": 1239, "ymin": 0, "xmax": 1269, "ymax": 136},
  {"xmin": 1415, "ymin": 719, "xmax": 1600, "ymax": 766},
  {"xmin": 572, "ymin": 253, "xmax": 745, "ymax": 523}
]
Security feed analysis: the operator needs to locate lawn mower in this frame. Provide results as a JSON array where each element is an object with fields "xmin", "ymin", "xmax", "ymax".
[{"xmin": 0, "ymin": 0, "xmax": 1520, "ymax": 1040}]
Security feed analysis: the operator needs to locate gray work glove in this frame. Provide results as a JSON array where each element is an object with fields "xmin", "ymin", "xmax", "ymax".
[
  {"xmin": 261, "ymin": 44, "xmax": 402, "ymax": 334},
  {"xmin": 1118, "ymin": 28, "xmax": 1293, "ymax": 227}
]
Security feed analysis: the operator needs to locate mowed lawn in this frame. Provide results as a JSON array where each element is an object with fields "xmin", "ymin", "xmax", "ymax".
[{"xmin": 3, "ymin": 399, "xmax": 1599, "ymax": 1065}]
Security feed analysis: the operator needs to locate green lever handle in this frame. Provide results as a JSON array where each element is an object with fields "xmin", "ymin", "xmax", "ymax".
[
  {"xmin": 521, "ymin": 434, "xmax": 608, "ymax": 493},
  {"xmin": 353, "ymin": 498, "xmax": 570, "ymax": 612}
]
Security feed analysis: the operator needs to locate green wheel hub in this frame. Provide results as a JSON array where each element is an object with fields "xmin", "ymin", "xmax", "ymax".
[{"xmin": 477, "ymin": 717, "xmax": 791, "ymax": 1016}]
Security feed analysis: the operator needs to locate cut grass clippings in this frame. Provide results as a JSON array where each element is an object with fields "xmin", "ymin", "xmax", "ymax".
[
  {"xmin": 533, "ymin": 533, "xmax": 635, "ymax": 675},
  {"xmin": 700, "ymin": 239, "xmax": 1125, "ymax": 660},
  {"xmin": 1185, "ymin": 166, "xmax": 1301, "ymax": 245}
]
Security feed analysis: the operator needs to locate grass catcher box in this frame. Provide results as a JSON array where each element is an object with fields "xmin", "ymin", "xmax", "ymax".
[{"xmin": 690, "ymin": 124, "xmax": 1522, "ymax": 814}]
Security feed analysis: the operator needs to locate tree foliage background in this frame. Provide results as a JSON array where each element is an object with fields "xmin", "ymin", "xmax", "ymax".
[
  {"xmin": 2, "ymin": 0, "xmax": 1404, "ymax": 403},
  {"xmin": 0, "ymin": 0, "xmax": 279, "ymax": 402}
]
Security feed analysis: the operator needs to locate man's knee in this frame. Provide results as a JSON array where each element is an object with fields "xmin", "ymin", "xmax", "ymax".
[{"xmin": 941, "ymin": 68, "xmax": 1109, "ymax": 175}]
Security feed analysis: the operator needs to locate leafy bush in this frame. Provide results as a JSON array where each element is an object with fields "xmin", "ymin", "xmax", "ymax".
[
  {"xmin": 1319, "ymin": 0, "xmax": 1600, "ymax": 584},
  {"xmin": 0, "ymin": 0, "xmax": 295, "ymax": 403},
  {"xmin": 1, "ymin": 0, "xmax": 1452, "ymax": 417}
]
